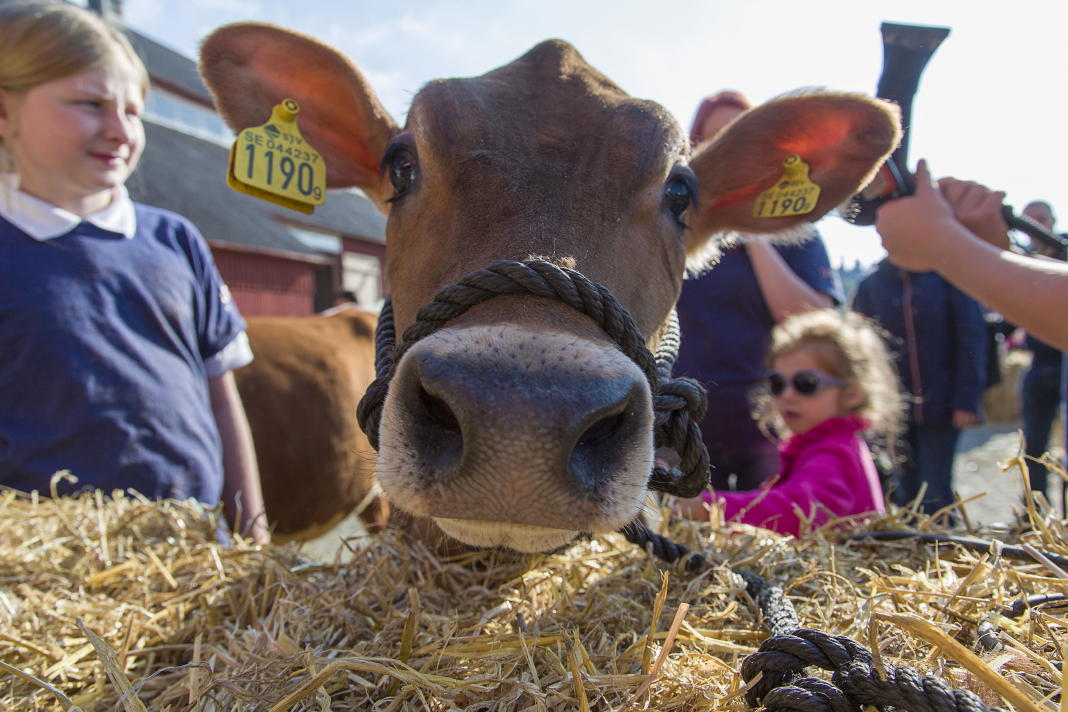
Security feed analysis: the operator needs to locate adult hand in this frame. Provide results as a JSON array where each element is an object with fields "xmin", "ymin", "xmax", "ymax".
[
  {"xmin": 876, "ymin": 159, "xmax": 958, "ymax": 271},
  {"xmin": 938, "ymin": 177, "xmax": 1010, "ymax": 250},
  {"xmin": 952, "ymin": 409, "xmax": 979, "ymax": 429}
]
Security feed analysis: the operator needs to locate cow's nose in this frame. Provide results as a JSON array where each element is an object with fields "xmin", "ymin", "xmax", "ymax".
[{"xmin": 394, "ymin": 344, "xmax": 650, "ymax": 497}]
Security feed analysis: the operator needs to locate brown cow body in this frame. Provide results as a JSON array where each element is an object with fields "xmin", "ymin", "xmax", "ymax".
[
  {"xmin": 235, "ymin": 309, "xmax": 386, "ymax": 541},
  {"xmin": 202, "ymin": 29, "xmax": 900, "ymax": 552}
]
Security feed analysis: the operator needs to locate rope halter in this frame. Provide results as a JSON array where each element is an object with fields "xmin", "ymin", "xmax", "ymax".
[{"xmin": 355, "ymin": 258, "xmax": 710, "ymax": 498}]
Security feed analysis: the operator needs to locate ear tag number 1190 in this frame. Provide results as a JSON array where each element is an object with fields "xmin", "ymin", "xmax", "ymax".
[
  {"xmin": 752, "ymin": 154, "xmax": 821, "ymax": 218},
  {"xmin": 227, "ymin": 98, "xmax": 327, "ymax": 214}
]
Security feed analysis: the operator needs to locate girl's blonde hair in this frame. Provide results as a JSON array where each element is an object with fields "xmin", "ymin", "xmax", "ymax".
[
  {"xmin": 0, "ymin": 1, "xmax": 148, "ymax": 157},
  {"xmin": 755, "ymin": 308, "xmax": 904, "ymax": 446}
]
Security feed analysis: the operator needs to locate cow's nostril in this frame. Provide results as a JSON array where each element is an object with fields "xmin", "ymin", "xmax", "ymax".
[
  {"xmin": 418, "ymin": 387, "xmax": 461, "ymax": 434},
  {"xmin": 569, "ymin": 400, "xmax": 639, "ymax": 495},
  {"xmin": 577, "ymin": 410, "xmax": 626, "ymax": 447},
  {"xmin": 409, "ymin": 384, "xmax": 463, "ymax": 470}
]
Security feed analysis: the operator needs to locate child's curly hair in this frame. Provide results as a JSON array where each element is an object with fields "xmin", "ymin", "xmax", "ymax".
[{"xmin": 754, "ymin": 308, "xmax": 904, "ymax": 448}]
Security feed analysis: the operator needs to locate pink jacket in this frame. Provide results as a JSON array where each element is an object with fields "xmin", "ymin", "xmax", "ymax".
[{"xmin": 703, "ymin": 415, "xmax": 885, "ymax": 536}]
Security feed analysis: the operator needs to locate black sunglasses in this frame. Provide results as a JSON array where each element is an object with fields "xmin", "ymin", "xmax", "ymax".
[{"xmin": 767, "ymin": 369, "xmax": 847, "ymax": 397}]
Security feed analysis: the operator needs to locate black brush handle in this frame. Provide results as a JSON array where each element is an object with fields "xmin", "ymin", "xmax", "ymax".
[
  {"xmin": 878, "ymin": 22, "xmax": 950, "ymax": 181},
  {"xmin": 849, "ymin": 22, "xmax": 950, "ymax": 225}
]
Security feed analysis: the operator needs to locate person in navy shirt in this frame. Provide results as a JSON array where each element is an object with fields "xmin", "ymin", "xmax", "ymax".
[
  {"xmin": 852, "ymin": 259, "xmax": 987, "ymax": 517},
  {"xmin": 0, "ymin": 1, "xmax": 268, "ymax": 543},
  {"xmin": 675, "ymin": 91, "xmax": 844, "ymax": 493}
]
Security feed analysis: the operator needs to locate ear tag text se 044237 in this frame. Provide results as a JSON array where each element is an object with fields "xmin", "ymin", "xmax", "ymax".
[
  {"xmin": 227, "ymin": 99, "xmax": 326, "ymax": 215},
  {"xmin": 752, "ymin": 154, "xmax": 821, "ymax": 219}
]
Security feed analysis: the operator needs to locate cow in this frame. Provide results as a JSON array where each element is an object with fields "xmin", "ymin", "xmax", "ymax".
[
  {"xmin": 235, "ymin": 309, "xmax": 387, "ymax": 541},
  {"xmin": 200, "ymin": 26, "xmax": 900, "ymax": 553}
]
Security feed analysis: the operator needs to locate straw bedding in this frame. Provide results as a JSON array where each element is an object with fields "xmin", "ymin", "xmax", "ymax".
[{"xmin": 1, "ymin": 464, "xmax": 1065, "ymax": 711}]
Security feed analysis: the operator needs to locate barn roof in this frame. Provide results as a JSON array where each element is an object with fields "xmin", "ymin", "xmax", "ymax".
[
  {"xmin": 128, "ymin": 29, "xmax": 213, "ymax": 104},
  {"xmin": 128, "ymin": 121, "xmax": 387, "ymax": 257}
]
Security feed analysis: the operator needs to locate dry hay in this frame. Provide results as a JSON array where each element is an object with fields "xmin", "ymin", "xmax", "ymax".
[{"xmin": 1, "ymin": 463, "xmax": 1066, "ymax": 711}]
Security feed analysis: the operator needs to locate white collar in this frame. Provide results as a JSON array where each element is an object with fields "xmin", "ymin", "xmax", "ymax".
[{"xmin": 0, "ymin": 174, "xmax": 136, "ymax": 240}]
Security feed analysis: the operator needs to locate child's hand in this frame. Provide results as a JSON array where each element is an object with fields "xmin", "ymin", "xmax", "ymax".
[
  {"xmin": 876, "ymin": 159, "xmax": 959, "ymax": 270},
  {"xmin": 938, "ymin": 177, "xmax": 1010, "ymax": 250},
  {"xmin": 952, "ymin": 409, "xmax": 979, "ymax": 429}
]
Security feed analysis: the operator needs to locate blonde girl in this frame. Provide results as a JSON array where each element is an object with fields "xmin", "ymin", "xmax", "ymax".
[
  {"xmin": 678, "ymin": 308, "xmax": 902, "ymax": 536},
  {"xmin": 0, "ymin": 1, "xmax": 267, "ymax": 543}
]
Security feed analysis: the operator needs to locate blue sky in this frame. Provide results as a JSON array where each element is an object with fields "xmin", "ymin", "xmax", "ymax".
[{"xmin": 121, "ymin": 0, "xmax": 1066, "ymax": 267}]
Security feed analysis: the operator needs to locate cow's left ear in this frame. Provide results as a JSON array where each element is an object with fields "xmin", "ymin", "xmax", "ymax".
[
  {"xmin": 686, "ymin": 92, "xmax": 900, "ymax": 256},
  {"xmin": 200, "ymin": 22, "xmax": 400, "ymax": 207}
]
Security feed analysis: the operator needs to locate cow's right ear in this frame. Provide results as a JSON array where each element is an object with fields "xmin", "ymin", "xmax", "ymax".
[
  {"xmin": 199, "ymin": 22, "xmax": 400, "ymax": 208},
  {"xmin": 685, "ymin": 92, "xmax": 900, "ymax": 257}
]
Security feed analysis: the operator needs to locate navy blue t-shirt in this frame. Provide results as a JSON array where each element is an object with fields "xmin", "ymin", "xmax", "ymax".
[
  {"xmin": 0, "ymin": 204, "xmax": 246, "ymax": 503},
  {"xmin": 675, "ymin": 236, "xmax": 842, "ymax": 389}
]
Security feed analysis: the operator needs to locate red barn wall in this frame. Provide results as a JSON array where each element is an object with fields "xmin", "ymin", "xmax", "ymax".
[{"xmin": 211, "ymin": 246, "xmax": 320, "ymax": 317}]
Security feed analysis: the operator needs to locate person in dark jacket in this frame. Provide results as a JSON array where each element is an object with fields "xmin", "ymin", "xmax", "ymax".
[
  {"xmin": 1017, "ymin": 200, "xmax": 1063, "ymax": 503},
  {"xmin": 852, "ymin": 260, "xmax": 988, "ymax": 516}
]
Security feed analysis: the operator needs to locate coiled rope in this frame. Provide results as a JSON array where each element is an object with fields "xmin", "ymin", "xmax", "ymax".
[
  {"xmin": 626, "ymin": 523, "xmax": 1007, "ymax": 712},
  {"xmin": 742, "ymin": 628, "xmax": 1003, "ymax": 712}
]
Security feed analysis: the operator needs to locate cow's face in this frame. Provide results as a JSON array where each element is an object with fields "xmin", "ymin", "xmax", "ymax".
[{"xmin": 201, "ymin": 27, "xmax": 899, "ymax": 552}]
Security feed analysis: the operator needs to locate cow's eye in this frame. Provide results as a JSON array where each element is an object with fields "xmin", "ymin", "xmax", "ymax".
[
  {"xmin": 383, "ymin": 146, "xmax": 417, "ymax": 198},
  {"xmin": 664, "ymin": 172, "xmax": 696, "ymax": 224}
]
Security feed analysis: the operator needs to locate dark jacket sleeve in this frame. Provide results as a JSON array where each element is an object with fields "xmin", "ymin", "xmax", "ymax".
[
  {"xmin": 949, "ymin": 285, "xmax": 988, "ymax": 414},
  {"xmin": 851, "ymin": 277, "xmax": 873, "ymax": 318}
]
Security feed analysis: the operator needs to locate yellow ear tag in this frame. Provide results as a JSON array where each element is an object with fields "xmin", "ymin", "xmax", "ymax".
[
  {"xmin": 752, "ymin": 154, "xmax": 821, "ymax": 218},
  {"xmin": 227, "ymin": 98, "xmax": 326, "ymax": 215}
]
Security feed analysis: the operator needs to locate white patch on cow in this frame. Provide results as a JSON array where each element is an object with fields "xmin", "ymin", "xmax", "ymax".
[
  {"xmin": 376, "ymin": 323, "xmax": 654, "ymax": 551},
  {"xmin": 434, "ymin": 518, "xmax": 578, "ymax": 553},
  {"xmin": 685, "ymin": 224, "xmax": 820, "ymax": 277}
]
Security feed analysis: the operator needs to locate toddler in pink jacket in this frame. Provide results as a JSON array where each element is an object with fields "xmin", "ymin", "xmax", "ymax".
[{"xmin": 677, "ymin": 309, "xmax": 903, "ymax": 536}]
